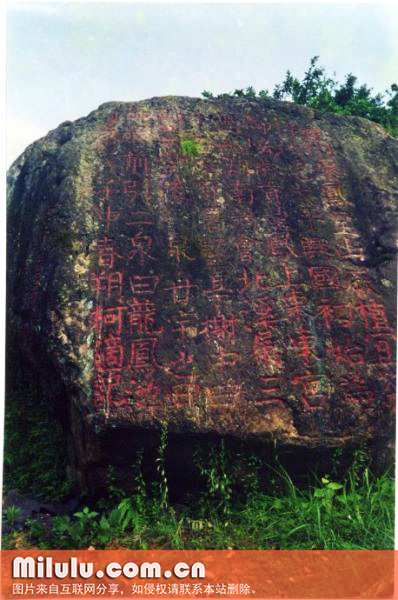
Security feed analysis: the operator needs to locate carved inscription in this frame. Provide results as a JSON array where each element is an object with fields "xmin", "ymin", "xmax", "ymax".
[{"xmin": 87, "ymin": 108, "xmax": 395, "ymax": 435}]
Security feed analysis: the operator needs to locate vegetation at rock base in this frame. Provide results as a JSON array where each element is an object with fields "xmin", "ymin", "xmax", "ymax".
[
  {"xmin": 3, "ymin": 380, "xmax": 73, "ymax": 502},
  {"xmin": 202, "ymin": 56, "xmax": 398, "ymax": 136},
  {"xmin": 2, "ymin": 374, "xmax": 395, "ymax": 551},
  {"xmin": 3, "ymin": 427, "xmax": 394, "ymax": 550}
]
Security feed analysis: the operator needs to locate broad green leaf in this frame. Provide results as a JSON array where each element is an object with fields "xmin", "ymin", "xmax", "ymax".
[{"xmin": 327, "ymin": 482, "xmax": 343, "ymax": 490}]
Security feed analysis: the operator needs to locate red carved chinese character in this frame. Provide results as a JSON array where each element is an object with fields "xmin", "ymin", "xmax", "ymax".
[
  {"xmin": 301, "ymin": 127, "xmax": 324, "ymax": 152},
  {"xmin": 319, "ymin": 159, "xmax": 339, "ymax": 181},
  {"xmin": 96, "ymin": 180, "xmax": 118, "ymax": 204},
  {"xmin": 318, "ymin": 304, "xmax": 333, "ymax": 330},
  {"xmin": 169, "ymin": 310, "xmax": 198, "ymax": 337},
  {"xmin": 97, "ymin": 238, "xmax": 122, "ymax": 270},
  {"xmin": 236, "ymin": 235, "xmax": 254, "ymax": 263},
  {"xmin": 93, "ymin": 203, "xmax": 121, "ymax": 231},
  {"xmin": 96, "ymin": 126, "xmax": 118, "ymax": 149},
  {"xmin": 205, "ymin": 383, "xmax": 242, "ymax": 408},
  {"xmin": 223, "ymin": 157, "xmax": 240, "ymax": 177},
  {"xmin": 169, "ymin": 375, "xmax": 199, "ymax": 409},
  {"xmin": 105, "ymin": 205, "xmax": 121, "ymax": 232},
  {"xmin": 95, "ymin": 335, "xmax": 124, "ymax": 370},
  {"xmin": 93, "ymin": 371, "xmax": 122, "ymax": 411},
  {"xmin": 292, "ymin": 372, "xmax": 330, "ymax": 411},
  {"xmin": 269, "ymin": 217, "xmax": 289, "ymax": 233},
  {"xmin": 373, "ymin": 372, "xmax": 396, "ymax": 411},
  {"xmin": 253, "ymin": 331, "xmax": 282, "ymax": 369},
  {"xmin": 230, "ymin": 178, "xmax": 245, "ymax": 204},
  {"xmin": 127, "ymin": 298, "xmax": 162, "ymax": 336},
  {"xmin": 204, "ymin": 273, "xmax": 231, "ymax": 302},
  {"xmin": 264, "ymin": 188, "xmax": 281, "ymax": 205},
  {"xmin": 268, "ymin": 233, "xmax": 297, "ymax": 258},
  {"xmin": 90, "ymin": 272, "xmax": 123, "ymax": 300},
  {"xmin": 300, "ymin": 208, "xmax": 328, "ymax": 232},
  {"xmin": 332, "ymin": 214, "xmax": 355, "ymax": 237},
  {"xmin": 357, "ymin": 302, "xmax": 391, "ymax": 332},
  {"xmin": 122, "ymin": 180, "xmax": 139, "ymax": 197},
  {"xmin": 201, "ymin": 314, "xmax": 237, "ymax": 342},
  {"xmin": 258, "ymin": 264, "xmax": 299, "ymax": 291},
  {"xmin": 162, "ymin": 351, "xmax": 193, "ymax": 377},
  {"xmin": 340, "ymin": 236, "xmax": 365, "ymax": 261},
  {"xmin": 366, "ymin": 333, "xmax": 395, "ymax": 365},
  {"xmin": 130, "ymin": 337, "xmax": 159, "ymax": 370},
  {"xmin": 106, "ymin": 114, "xmax": 119, "ymax": 130},
  {"xmin": 170, "ymin": 351, "xmax": 193, "ymax": 373},
  {"xmin": 343, "ymin": 391, "xmax": 375, "ymax": 409},
  {"xmin": 202, "ymin": 208, "xmax": 223, "ymax": 234},
  {"xmin": 348, "ymin": 276, "xmax": 375, "ymax": 300},
  {"xmin": 282, "ymin": 288, "xmax": 307, "ymax": 319},
  {"xmin": 335, "ymin": 304, "xmax": 353, "ymax": 329},
  {"xmin": 238, "ymin": 268, "xmax": 250, "ymax": 294},
  {"xmin": 322, "ymin": 185, "xmax": 346, "ymax": 207},
  {"xmin": 244, "ymin": 188, "xmax": 255, "ymax": 208},
  {"xmin": 102, "ymin": 308, "xmax": 125, "ymax": 336},
  {"xmin": 129, "ymin": 275, "xmax": 159, "ymax": 295},
  {"xmin": 255, "ymin": 271, "xmax": 269, "ymax": 291},
  {"xmin": 292, "ymin": 328, "xmax": 319, "ymax": 364},
  {"xmin": 308, "ymin": 266, "xmax": 340, "ymax": 289},
  {"xmin": 256, "ymin": 377, "xmax": 286, "ymax": 407},
  {"xmin": 125, "ymin": 154, "xmax": 149, "ymax": 174},
  {"xmin": 266, "ymin": 187, "xmax": 287, "ymax": 215},
  {"xmin": 332, "ymin": 337, "xmax": 365, "ymax": 365},
  {"xmin": 128, "ymin": 232, "xmax": 155, "ymax": 266},
  {"xmin": 105, "ymin": 159, "xmax": 122, "ymax": 178},
  {"xmin": 168, "ymin": 239, "xmax": 194, "ymax": 263},
  {"xmin": 253, "ymin": 300, "xmax": 279, "ymax": 330},
  {"xmin": 158, "ymin": 121, "xmax": 179, "ymax": 137},
  {"xmin": 91, "ymin": 306, "xmax": 126, "ymax": 336},
  {"xmin": 216, "ymin": 346, "xmax": 238, "ymax": 368},
  {"xmin": 93, "ymin": 374, "xmax": 106, "ymax": 409},
  {"xmin": 132, "ymin": 378, "xmax": 161, "ymax": 413},
  {"xmin": 301, "ymin": 237, "xmax": 333, "ymax": 260},
  {"xmin": 200, "ymin": 237, "xmax": 225, "ymax": 266},
  {"xmin": 166, "ymin": 279, "xmax": 197, "ymax": 305},
  {"xmin": 245, "ymin": 115, "xmax": 272, "ymax": 134},
  {"xmin": 127, "ymin": 212, "xmax": 155, "ymax": 226},
  {"xmin": 165, "ymin": 173, "xmax": 185, "ymax": 203},
  {"xmin": 226, "ymin": 383, "xmax": 244, "ymax": 405},
  {"xmin": 256, "ymin": 162, "xmax": 272, "ymax": 177},
  {"xmin": 254, "ymin": 139, "xmax": 274, "ymax": 158},
  {"xmin": 274, "ymin": 262, "xmax": 298, "ymax": 289},
  {"xmin": 318, "ymin": 303, "xmax": 353, "ymax": 331},
  {"xmin": 339, "ymin": 372, "xmax": 366, "ymax": 390}
]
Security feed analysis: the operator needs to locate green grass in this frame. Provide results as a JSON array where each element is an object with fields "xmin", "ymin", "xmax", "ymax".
[
  {"xmin": 3, "ymin": 441, "xmax": 394, "ymax": 550},
  {"xmin": 180, "ymin": 139, "xmax": 203, "ymax": 157},
  {"xmin": 2, "ymin": 382, "xmax": 394, "ymax": 550}
]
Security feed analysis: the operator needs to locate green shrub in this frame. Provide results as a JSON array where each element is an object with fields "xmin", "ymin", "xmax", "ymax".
[
  {"xmin": 202, "ymin": 56, "xmax": 398, "ymax": 136},
  {"xmin": 180, "ymin": 139, "xmax": 202, "ymax": 157}
]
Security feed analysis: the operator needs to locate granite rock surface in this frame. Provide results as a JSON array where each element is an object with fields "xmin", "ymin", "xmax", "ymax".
[{"xmin": 7, "ymin": 96, "xmax": 397, "ymax": 483}]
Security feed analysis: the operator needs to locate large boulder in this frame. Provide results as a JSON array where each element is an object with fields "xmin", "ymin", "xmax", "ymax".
[{"xmin": 7, "ymin": 96, "xmax": 397, "ymax": 488}]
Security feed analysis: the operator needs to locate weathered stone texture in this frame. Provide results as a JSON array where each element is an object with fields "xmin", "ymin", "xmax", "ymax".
[{"xmin": 7, "ymin": 97, "xmax": 398, "ymax": 478}]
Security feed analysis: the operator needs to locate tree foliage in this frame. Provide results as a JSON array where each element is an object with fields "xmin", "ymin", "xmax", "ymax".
[{"xmin": 202, "ymin": 57, "xmax": 398, "ymax": 136}]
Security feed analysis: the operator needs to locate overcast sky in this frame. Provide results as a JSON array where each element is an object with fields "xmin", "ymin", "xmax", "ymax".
[{"xmin": 6, "ymin": 2, "xmax": 398, "ymax": 166}]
